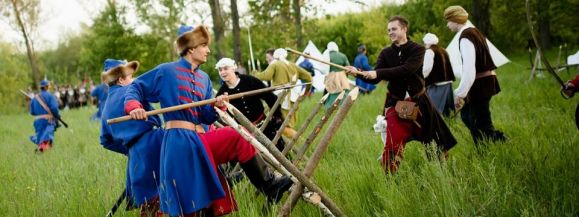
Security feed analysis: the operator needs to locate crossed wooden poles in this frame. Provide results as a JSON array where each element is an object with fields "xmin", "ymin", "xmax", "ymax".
[{"xmin": 217, "ymin": 87, "xmax": 359, "ymax": 216}]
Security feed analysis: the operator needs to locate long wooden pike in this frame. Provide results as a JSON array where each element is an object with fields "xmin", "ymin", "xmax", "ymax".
[
  {"xmin": 106, "ymin": 83, "xmax": 309, "ymax": 124},
  {"xmin": 281, "ymin": 94, "xmax": 329, "ymax": 156},
  {"xmin": 279, "ymin": 88, "xmax": 359, "ymax": 217},
  {"xmin": 293, "ymin": 92, "xmax": 345, "ymax": 165},
  {"xmin": 259, "ymin": 89, "xmax": 289, "ymax": 132},
  {"xmin": 224, "ymin": 102, "xmax": 345, "ymax": 217},
  {"xmin": 286, "ymin": 47, "xmax": 365, "ymax": 76}
]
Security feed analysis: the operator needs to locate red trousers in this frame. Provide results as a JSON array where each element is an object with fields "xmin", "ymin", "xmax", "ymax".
[
  {"xmin": 382, "ymin": 108, "xmax": 417, "ymax": 172},
  {"xmin": 189, "ymin": 127, "xmax": 256, "ymax": 216}
]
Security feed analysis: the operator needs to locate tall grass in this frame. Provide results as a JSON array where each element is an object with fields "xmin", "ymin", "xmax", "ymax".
[{"xmin": 0, "ymin": 55, "xmax": 577, "ymax": 216}]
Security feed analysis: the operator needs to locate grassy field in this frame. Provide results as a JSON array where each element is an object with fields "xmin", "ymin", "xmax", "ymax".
[{"xmin": 0, "ymin": 54, "xmax": 577, "ymax": 217}]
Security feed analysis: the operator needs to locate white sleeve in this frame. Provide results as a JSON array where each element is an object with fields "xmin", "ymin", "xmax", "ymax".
[
  {"xmin": 455, "ymin": 38, "xmax": 476, "ymax": 98},
  {"xmin": 422, "ymin": 49, "xmax": 434, "ymax": 78}
]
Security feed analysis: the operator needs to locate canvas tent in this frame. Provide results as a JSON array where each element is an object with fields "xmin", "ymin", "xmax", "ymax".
[
  {"xmin": 295, "ymin": 40, "xmax": 327, "ymax": 92},
  {"xmin": 446, "ymin": 20, "xmax": 510, "ymax": 78}
]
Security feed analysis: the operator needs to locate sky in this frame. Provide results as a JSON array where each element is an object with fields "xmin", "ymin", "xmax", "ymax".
[{"xmin": 0, "ymin": 0, "xmax": 401, "ymax": 51}]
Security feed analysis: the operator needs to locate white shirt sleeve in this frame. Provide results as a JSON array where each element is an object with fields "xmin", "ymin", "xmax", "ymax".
[
  {"xmin": 455, "ymin": 38, "xmax": 476, "ymax": 98},
  {"xmin": 422, "ymin": 49, "xmax": 434, "ymax": 78}
]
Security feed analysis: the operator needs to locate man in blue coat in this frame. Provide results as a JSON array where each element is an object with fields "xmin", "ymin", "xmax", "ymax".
[
  {"xmin": 91, "ymin": 70, "xmax": 109, "ymax": 121},
  {"xmin": 100, "ymin": 59, "xmax": 164, "ymax": 216},
  {"xmin": 354, "ymin": 45, "xmax": 376, "ymax": 94},
  {"xmin": 124, "ymin": 25, "xmax": 291, "ymax": 217},
  {"xmin": 29, "ymin": 79, "xmax": 61, "ymax": 152}
]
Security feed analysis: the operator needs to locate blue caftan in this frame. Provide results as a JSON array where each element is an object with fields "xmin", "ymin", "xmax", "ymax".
[
  {"xmin": 100, "ymin": 84, "xmax": 164, "ymax": 207},
  {"xmin": 124, "ymin": 57, "xmax": 224, "ymax": 216},
  {"xmin": 91, "ymin": 83, "xmax": 109, "ymax": 120},
  {"xmin": 29, "ymin": 90, "xmax": 60, "ymax": 146}
]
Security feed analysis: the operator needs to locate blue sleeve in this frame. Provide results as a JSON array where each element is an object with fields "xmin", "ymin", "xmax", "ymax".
[
  {"xmin": 48, "ymin": 94, "xmax": 60, "ymax": 118},
  {"xmin": 361, "ymin": 56, "xmax": 372, "ymax": 71},
  {"xmin": 124, "ymin": 67, "xmax": 162, "ymax": 110},
  {"xmin": 91, "ymin": 87, "xmax": 98, "ymax": 97},
  {"xmin": 199, "ymin": 79, "xmax": 218, "ymax": 124},
  {"xmin": 99, "ymin": 120, "xmax": 128, "ymax": 155}
]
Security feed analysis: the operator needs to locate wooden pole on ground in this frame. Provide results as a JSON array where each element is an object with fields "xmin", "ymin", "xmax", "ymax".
[
  {"xmin": 224, "ymin": 103, "xmax": 345, "ymax": 217},
  {"xmin": 293, "ymin": 92, "xmax": 345, "ymax": 165},
  {"xmin": 278, "ymin": 88, "xmax": 359, "ymax": 217},
  {"xmin": 281, "ymin": 94, "xmax": 329, "ymax": 156}
]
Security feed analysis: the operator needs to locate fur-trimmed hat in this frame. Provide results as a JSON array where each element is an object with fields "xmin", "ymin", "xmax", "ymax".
[
  {"xmin": 103, "ymin": 60, "xmax": 139, "ymax": 86},
  {"xmin": 176, "ymin": 25, "xmax": 211, "ymax": 56},
  {"xmin": 444, "ymin": 5, "xmax": 469, "ymax": 24}
]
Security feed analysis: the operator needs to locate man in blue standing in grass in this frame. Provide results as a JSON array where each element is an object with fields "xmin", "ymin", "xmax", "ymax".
[
  {"xmin": 29, "ymin": 79, "xmax": 61, "ymax": 152},
  {"xmin": 100, "ymin": 59, "xmax": 164, "ymax": 216},
  {"xmin": 354, "ymin": 44, "xmax": 376, "ymax": 94}
]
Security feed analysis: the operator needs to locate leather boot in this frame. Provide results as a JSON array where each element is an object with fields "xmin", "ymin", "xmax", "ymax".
[{"xmin": 240, "ymin": 154, "xmax": 293, "ymax": 203}]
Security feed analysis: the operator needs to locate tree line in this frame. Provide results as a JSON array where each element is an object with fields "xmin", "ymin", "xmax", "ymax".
[{"xmin": 0, "ymin": 0, "xmax": 577, "ymax": 114}]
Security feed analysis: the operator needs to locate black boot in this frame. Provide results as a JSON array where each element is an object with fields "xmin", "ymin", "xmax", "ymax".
[{"xmin": 240, "ymin": 155, "xmax": 293, "ymax": 203}]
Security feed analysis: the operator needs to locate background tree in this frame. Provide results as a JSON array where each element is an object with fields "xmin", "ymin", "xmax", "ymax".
[
  {"xmin": 230, "ymin": 0, "xmax": 242, "ymax": 63},
  {"xmin": 1, "ymin": 0, "xmax": 42, "ymax": 89},
  {"xmin": 208, "ymin": 0, "xmax": 226, "ymax": 59}
]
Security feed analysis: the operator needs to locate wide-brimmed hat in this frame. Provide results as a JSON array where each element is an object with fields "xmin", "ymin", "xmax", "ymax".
[
  {"xmin": 176, "ymin": 25, "xmax": 211, "ymax": 55},
  {"xmin": 103, "ymin": 59, "xmax": 139, "ymax": 85}
]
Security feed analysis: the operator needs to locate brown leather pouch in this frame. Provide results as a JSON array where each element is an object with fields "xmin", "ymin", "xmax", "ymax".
[{"xmin": 394, "ymin": 101, "xmax": 421, "ymax": 127}]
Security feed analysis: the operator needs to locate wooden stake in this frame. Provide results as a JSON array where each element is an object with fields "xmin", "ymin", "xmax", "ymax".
[
  {"xmin": 282, "ymin": 94, "xmax": 328, "ymax": 156},
  {"xmin": 278, "ymin": 88, "xmax": 359, "ymax": 217},
  {"xmin": 271, "ymin": 94, "xmax": 305, "ymax": 147},
  {"xmin": 224, "ymin": 103, "xmax": 345, "ymax": 217},
  {"xmin": 293, "ymin": 92, "xmax": 345, "ymax": 165}
]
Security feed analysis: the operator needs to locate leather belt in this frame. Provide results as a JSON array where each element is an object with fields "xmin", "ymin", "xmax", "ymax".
[
  {"xmin": 35, "ymin": 114, "xmax": 53, "ymax": 120},
  {"xmin": 476, "ymin": 70, "xmax": 496, "ymax": 79},
  {"xmin": 165, "ymin": 120, "xmax": 205, "ymax": 134}
]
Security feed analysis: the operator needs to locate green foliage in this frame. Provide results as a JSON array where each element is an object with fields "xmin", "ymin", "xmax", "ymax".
[
  {"xmin": 0, "ymin": 42, "xmax": 32, "ymax": 114},
  {"xmin": 0, "ymin": 54, "xmax": 577, "ymax": 216}
]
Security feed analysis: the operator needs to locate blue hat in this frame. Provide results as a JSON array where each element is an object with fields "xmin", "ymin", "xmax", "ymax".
[
  {"xmin": 358, "ymin": 44, "xmax": 366, "ymax": 53},
  {"xmin": 177, "ymin": 25, "xmax": 194, "ymax": 37},
  {"xmin": 103, "ymin": 59, "xmax": 127, "ymax": 72},
  {"xmin": 40, "ymin": 79, "xmax": 50, "ymax": 87}
]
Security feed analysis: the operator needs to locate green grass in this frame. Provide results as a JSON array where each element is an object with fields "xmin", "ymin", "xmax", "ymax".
[{"xmin": 0, "ymin": 54, "xmax": 577, "ymax": 216}]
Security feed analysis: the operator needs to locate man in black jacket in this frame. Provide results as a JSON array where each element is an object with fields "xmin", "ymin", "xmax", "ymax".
[{"xmin": 348, "ymin": 16, "xmax": 457, "ymax": 173}]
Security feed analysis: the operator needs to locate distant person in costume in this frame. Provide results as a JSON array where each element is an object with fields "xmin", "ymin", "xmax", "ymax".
[
  {"xmin": 354, "ymin": 44, "xmax": 376, "ymax": 94},
  {"xmin": 91, "ymin": 64, "xmax": 111, "ymax": 121},
  {"xmin": 422, "ymin": 33, "xmax": 456, "ymax": 116},
  {"xmin": 253, "ymin": 48, "xmax": 312, "ymax": 139},
  {"xmin": 29, "ymin": 79, "xmax": 61, "ymax": 152}
]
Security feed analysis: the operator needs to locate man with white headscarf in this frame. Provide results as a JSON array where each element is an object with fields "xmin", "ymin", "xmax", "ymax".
[
  {"xmin": 422, "ymin": 33, "xmax": 455, "ymax": 116},
  {"xmin": 252, "ymin": 48, "xmax": 312, "ymax": 138},
  {"xmin": 323, "ymin": 41, "xmax": 352, "ymax": 108}
]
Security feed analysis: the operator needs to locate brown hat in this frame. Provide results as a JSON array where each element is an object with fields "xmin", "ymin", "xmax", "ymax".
[
  {"xmin": 176, "ymin": 25, "xmax": 211, "ymax": 55},
  {"xmin": 444, "ymin": 5, "xmax": 469, "ymax": 24},
  {"xmin": 104, "ymin": 61, "xmax": 139, "ymax": 86}
]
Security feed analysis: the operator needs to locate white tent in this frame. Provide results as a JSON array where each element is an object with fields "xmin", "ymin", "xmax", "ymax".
[
  {"xmin": 446, "ymin": 20, "xmax": 510, "ymax": 78},
  {"xmin": 295, "ymin": 40, "xmax": 326, "ymax": 92},
  {"xmin": 568, "ymin": 51, "xmax": 579, "ymax": 65}
]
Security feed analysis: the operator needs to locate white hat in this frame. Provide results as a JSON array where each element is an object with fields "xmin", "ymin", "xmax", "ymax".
[
  {"xmin": 422, "ymin": 33, "xmax": 439, "ymax": 45},
  {"xmin": 273, "ymin": 48, "xmax": 288, "ymax": 60},
  {"xmin": 215, "ymin": 58, "xmax": 237, "ymax": 69},
  {"xmin": 327, "ymin": 41, "xmax": 339, "ymax": 52}
]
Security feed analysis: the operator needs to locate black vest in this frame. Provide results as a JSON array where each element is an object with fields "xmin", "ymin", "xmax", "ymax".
[{"xmin": 425, "ymin": 45, "xmax": 455, "ymax": 86}]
